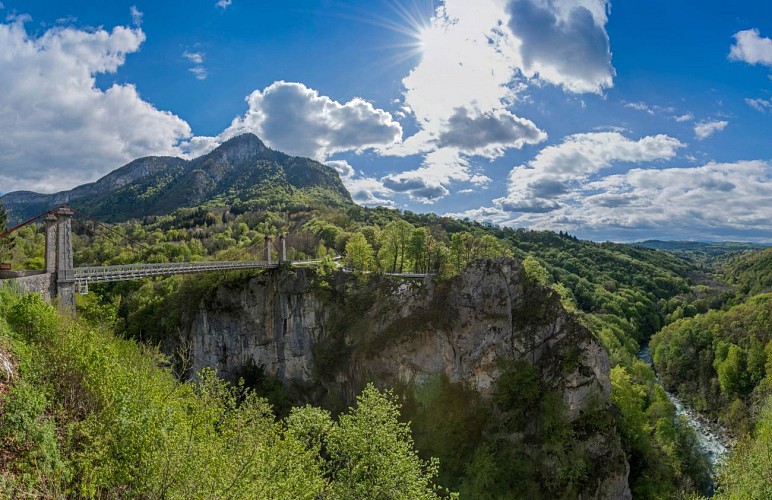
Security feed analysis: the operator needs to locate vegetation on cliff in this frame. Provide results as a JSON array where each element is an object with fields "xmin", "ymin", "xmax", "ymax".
[
  {"xmin": 2, "ymin": 140, "xmax": 769, "ymax": 497},
  {"xmin": 0, "ymin": 289, "xmax": 449, "ymax": 498}
]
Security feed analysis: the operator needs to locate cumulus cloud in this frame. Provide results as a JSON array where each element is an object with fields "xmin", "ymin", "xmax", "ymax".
[
  {"xmin": 381, "ymin": 0, "xmax": 611, "ymax": 202},
  {"xmin": 694, "ymin": 120, "xmax": 728, "ymax": 140},
  {"xmin": 224, "ymin": 81, "xmax": 402, "ymax": 160},
  {"xmin": 216, "ymin": 0, "xmax": 232, "ymax": 10},
  {"xmin": 674, "ymin": 113, "xmax": 694, "ymax": 122},
  {"xmin": 452, "ymin": 160, "xmax": 772, "ymax": 241},
  {"xmin": 495, "ymin": 132, "xmax": 684, "ymax": 213},
  {"xmin": 729, "ymin": 29, "xmax": 772, "ymax": 67},
  {"xmin": 745, "ymin": 97, "xmax": 772, "ymax": 113},
  {"xmin": 507, "ymin": 0, "xmax": 614, "ymax": 94},
  {"xmin": 325, "ymin": 160, "xmax": 395, "ymax": 207},
  {"xmin": 0, "ymin": 16, "xmax": 192, "ymax": 193},
  {"xmin": 436, "ymin": 108, "xmax": 546, "ymax": 156}
]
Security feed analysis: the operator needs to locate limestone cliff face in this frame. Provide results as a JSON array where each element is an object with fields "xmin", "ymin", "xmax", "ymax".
[{"xmin": 178, "ymin": 258, "xmax": 631, "ymax": 499}]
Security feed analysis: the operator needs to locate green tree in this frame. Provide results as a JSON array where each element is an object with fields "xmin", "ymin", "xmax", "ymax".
[
  {"xmin": 378, "ymin": 220, "xmax": 414, "ymax": 273},
  {"xmin": 407, "ymin": 228, "xmax": 431, "ymax": 273},
  {"xmin": 345, "ymin": 233, "xmax": 375, "ymax": 271},
  {"xmin": 325, "ymin": 384, "xmax": 446, "ymax": 499},
  {"xmin": 716, "ymin": 344, "xmax": 750, "ymax": 398}
]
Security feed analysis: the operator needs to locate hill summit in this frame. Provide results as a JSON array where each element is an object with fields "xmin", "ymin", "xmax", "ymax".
[{"xmin": 1, "ymin": 134, "xmax": 353, "ymax": 222}]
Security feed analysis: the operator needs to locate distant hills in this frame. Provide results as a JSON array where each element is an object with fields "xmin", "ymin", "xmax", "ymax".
[
  {"xmin": 633, "ymin": 240, "xmax": 769, "ymax": 265},
  {"xmin": 1, "ymin": 134, "xmax": 352, "ymax": 222}
]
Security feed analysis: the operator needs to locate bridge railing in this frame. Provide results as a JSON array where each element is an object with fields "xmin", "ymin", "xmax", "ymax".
[{"xmin": 74, "ymin": 260, "xmax": 279, "ymax": 284}]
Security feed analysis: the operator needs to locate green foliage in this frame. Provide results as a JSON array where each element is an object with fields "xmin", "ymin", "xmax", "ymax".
[
  {"xmin": 325, "ymin": 385, "xmax": 447, "ymax": 499},
  {"xmin": 651, "ymin": 293, "xmax": 772, "ymax": 433},
  {"xmin": 344, "ymin": 232, "xmax": 375, "ymax": 271},
  {"xmin": 0, "ymin": 291, "xmax": 448, "ymax": 498},
  {"xmin": 725, "ymin": 248, "xmax": 772, "ymax": 297},
  {"xmin": 714, "ymin": 397, "xmax": 772, "ymax": 499}
]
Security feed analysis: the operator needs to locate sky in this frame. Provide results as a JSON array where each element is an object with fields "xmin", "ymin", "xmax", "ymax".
[{"xmin": 0, "ymin": 0, "xmax": 770, "ymax": 242}]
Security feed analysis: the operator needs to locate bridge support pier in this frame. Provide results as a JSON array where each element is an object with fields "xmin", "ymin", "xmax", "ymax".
[
  {"xmin": 279, "ymin": 234, "xmax": 287, "ymax": 262},
  {"xmin": 55, "ymin": 207, "xmax": 76, "ymax": 315},
  {"xmin": 264, "ymin": 235, "xmax": 272, "ymax": 264},
  {"xmin": 44, "ymin": 214, "xmax": 57, "ymax": 274}
]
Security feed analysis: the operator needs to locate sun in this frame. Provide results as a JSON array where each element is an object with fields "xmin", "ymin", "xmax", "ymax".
[{"xmin": 350, "ymin": 0, "xmax": 440, "ymax": 69}]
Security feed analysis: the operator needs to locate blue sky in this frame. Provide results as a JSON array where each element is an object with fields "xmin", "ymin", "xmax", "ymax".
[{"xmin": 0, "ymin": 1, "xmax": 770, "ymax": 241}]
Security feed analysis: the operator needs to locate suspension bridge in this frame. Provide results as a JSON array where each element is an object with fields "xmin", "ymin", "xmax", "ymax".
[{"xmin": 0, "ymin": 206, "xmax": 334, "ymax": 313}]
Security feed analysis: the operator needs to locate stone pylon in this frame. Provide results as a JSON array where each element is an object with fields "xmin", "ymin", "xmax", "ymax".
[
  {"xmin": 264, "ymin": 235, "xmax": 273, "ymax": 264},
  {"xmin": 44, "ymin": 213, "xmax": 57, "ymax": 274},
  {"xmin": 279, "ymin": 234, "xmax": 287, "ymax": 262},
  {"xmin": 55, "ymin": 207, "xmax": 76, "ymax": 314}
]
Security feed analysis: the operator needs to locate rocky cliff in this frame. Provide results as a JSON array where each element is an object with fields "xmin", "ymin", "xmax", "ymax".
[{"xmin": 175, "ymin": 258, "xmax": 631, "ymax": 498}]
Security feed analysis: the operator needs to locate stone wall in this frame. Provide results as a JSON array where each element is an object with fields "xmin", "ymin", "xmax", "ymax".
[{"xmin": 1, "ymin": 272, "xmax": 56, "ymax": 302}]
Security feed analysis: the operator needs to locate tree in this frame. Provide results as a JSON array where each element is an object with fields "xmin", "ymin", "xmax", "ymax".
[
  {"xmin": 378, "ymin": 220, "xmax": 414, "ymax": 273},
  {"xmin": 325, "ymin": 384, "xmax": 446, "ymax": 499},
  {"xmin": 407, "ymin": 228, "xmax": 431, "ymax": 273},
  {"xmin": 345, "ymin": 233, "xmax": 375, "ymax": 271}
]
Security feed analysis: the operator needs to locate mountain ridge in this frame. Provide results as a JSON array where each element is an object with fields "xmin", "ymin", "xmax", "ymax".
[{"xmin": 1, "ymin": 134, "xmax": 352, "ymax": 222}]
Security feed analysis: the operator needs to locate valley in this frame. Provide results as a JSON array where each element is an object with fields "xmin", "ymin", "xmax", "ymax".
[{"xmin": 1, "ymin": 135, "xmax": 770, "ymax": 498}]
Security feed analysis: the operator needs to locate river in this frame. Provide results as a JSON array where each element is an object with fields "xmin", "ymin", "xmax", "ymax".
[{"xmin": 638, "ymin": 345, "xmax": 729, "ymax": 470}]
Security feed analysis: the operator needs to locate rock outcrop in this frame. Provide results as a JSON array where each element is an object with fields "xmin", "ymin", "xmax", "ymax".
[{"xmin": 176, "ymin": 258, "xmax": 631, "ymax": 499}]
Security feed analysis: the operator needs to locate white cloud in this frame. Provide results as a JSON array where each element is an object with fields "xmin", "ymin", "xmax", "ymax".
[
  {"xmin": 674, "ymin": 113, "xmax": 693, "ymax": 122},
  {"xmin": 183, "ymin": 50, "xmax": 204, "ymax": 64},
  {"xmin": 453, "ymin": 160, "xmax": 772, "ymax": 242},
  {"xmin": 625, "ymin": 101, "xmax": 653, "ymax": 114},
  {"xmin": 694, "ymin": 120, "xmax": 728, "ymax": 140},
  {"xmin": 436, "ymin": 108, "xmax": 546, "ymax": 157},
  {"xmin": 380, "ymin": 0, "xmax": 611, "ymax": 202},
  {"xmin": 326, "ymin": 160, "xmax": 395, "ymax": 207},
  {"xmin": 729, "ymin": 29, "xmax": 772, "ymax": 67},
  {"xmin": 495, "ymin": 132, "xmax": 684, "ymax": 212},
  {"xmin": 0, "ymin": 16, "xmax": 192, "ymax": 193},
  {"xmin": 183, "ymin": 50, "xmax": 207, "ymax": 80},
  {"xmin": 130, "ymin": 6, "xmax": 143, "ymax": 27},
  {"xmin": 380, "ymin": 148, "xmax": 487, "ymax": 203},
  {"xmin": 224, "ymin": 81, "xmax": 403, "ymax": 160},
  {"xmin": 216, "ymin": 0, "xmax": 232, "ymax": 10},
  {"xmin": 507, "ymin": 0, "xmax": 615, "ymax": 94},
  {"xmin": 326, "ymin": 160, "xmax": 355, "ymax": 180},
  {"xmin": 745, "ymin": 97, "xmax": 772, "ymax": 113}
]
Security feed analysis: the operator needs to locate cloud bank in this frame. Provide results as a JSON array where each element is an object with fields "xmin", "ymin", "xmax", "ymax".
[
  {"xmin": 0, "ymin": 17, "xmax": 192, "ymax": 193},
  {"xmin": 380, "ymin": 0, "xmax": 614, "ymax": 203}
]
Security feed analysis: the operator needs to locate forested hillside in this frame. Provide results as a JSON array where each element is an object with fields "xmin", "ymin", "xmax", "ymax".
[
  {"xmin": 1, "ymin": 138, "xmax": 770, "ymax": 498},
  {"xmin": 3, "ymin": 191, "xmax": 717, "ymax": 497},
  {"xmin": 649, "ymin": 249, "xmax": 772, "ymax": 498}
]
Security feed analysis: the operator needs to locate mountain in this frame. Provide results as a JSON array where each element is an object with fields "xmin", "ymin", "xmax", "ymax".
[{"xmin": 1, "ymin": 134, "xmax": 353, "ymax": 222}]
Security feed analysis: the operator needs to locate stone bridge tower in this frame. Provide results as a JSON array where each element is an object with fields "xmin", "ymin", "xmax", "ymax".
[{"xmin": 53, "ymin": 207, "xmax": 75, "ymax": 313}]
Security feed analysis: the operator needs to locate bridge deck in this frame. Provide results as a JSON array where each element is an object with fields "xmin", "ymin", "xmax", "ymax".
[{"xmin": 73, "ymin": 259, "xmax": 326, "ymax": 284}]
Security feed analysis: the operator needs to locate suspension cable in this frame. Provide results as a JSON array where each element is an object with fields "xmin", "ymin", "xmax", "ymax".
[{"xmin": 69, "ymin": 207, "xmax": 153, "ymax": 253}]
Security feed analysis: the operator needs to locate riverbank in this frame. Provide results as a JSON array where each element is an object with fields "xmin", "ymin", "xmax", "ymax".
[{"xmin": 638, "ymin": 345, "xmax": 731, "ymax": 470}]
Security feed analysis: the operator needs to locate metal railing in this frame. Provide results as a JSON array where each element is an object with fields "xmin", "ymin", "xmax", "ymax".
[{"xmin": 73, "ymin": 259, "xmax": 282, "ymax": 285}]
